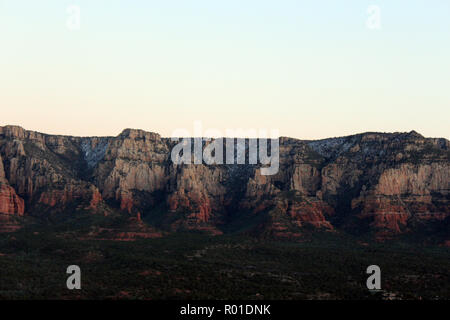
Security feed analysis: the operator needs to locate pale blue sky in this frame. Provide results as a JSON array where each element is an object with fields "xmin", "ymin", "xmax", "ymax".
[{"xmin": 1, "ymin": 1, "xmax": 449, "ymax": 138}]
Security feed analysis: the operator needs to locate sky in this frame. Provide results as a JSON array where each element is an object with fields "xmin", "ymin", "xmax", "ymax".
[{"xmin": 1, "ymin": 0, "xmax": 449, "ymax": 139}]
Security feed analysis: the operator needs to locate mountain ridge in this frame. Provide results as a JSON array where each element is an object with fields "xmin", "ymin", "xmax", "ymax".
[
  {"xmin": 2, "ymin": 124, "xmax": 448, "ymax": 140},
  {"xmin": 0, "ymin": 125, "xmax": 448, "ymax": 244}
]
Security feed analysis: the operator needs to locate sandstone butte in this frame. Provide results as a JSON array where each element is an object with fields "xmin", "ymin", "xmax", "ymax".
[{"xmin": 0, "ymin": 125, "xmax": 448, "ymax": 243}]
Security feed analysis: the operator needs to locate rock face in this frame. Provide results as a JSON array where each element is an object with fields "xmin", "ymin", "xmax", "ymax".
[
  {"xmin": 0, "ymin": 125, "xmax": 448, "ymax": 242},
  {"xmin": 352, "ymin": 162, "xmax": 449, "ymax": 238},
  {"xmin": 0, "ymin": 155, "xmax": 25, "ymax": 215},
  {"xmin": 0, "ymin": 126, "xmax": 104, "ymax": 216}
]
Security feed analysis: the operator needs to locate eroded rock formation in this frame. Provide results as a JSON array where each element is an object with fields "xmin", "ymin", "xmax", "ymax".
[{"xmin": 0, "ymin": 125, "xmax": 448, "ymax": 242}]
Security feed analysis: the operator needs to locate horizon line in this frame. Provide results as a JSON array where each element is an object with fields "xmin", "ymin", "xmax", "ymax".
[{"xmin": 1, "ymin": 124, "xmax": 447, "ymax": 142}]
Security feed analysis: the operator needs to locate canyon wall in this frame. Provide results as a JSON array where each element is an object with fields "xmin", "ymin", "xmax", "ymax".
[{"xmin": 0, "ymin": 125, "xmax": 448, "ymax": 241}]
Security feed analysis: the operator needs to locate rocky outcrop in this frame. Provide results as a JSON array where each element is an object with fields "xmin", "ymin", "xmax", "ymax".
[
  {"xmin": 351, "ymin": 163, "xmax": 449, "ymax": 237},
  {"xmin": 0, "ymin": 183, "xmax": 24, "ymax": 216},
  {"xmin": 0, "ymin": 155, "xmax": 24, "ymax": 215},
  {"xmin": 92, "ymin": 129, "xmax": 169, "ymax": 214},
  {"xmin": 309, "ymin": 132, "xmax": 450, "ymax": 239},
  {"xmin": 166, "ymin": 164, "xmax": 229, "ymax": 231},
  {"xmin": 0, "ymin": 126, "xmax": 103, "ymax": 215},
  {"xmin": 0, "ymin": 125, "xmax": 448, "ymax": 242}
]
